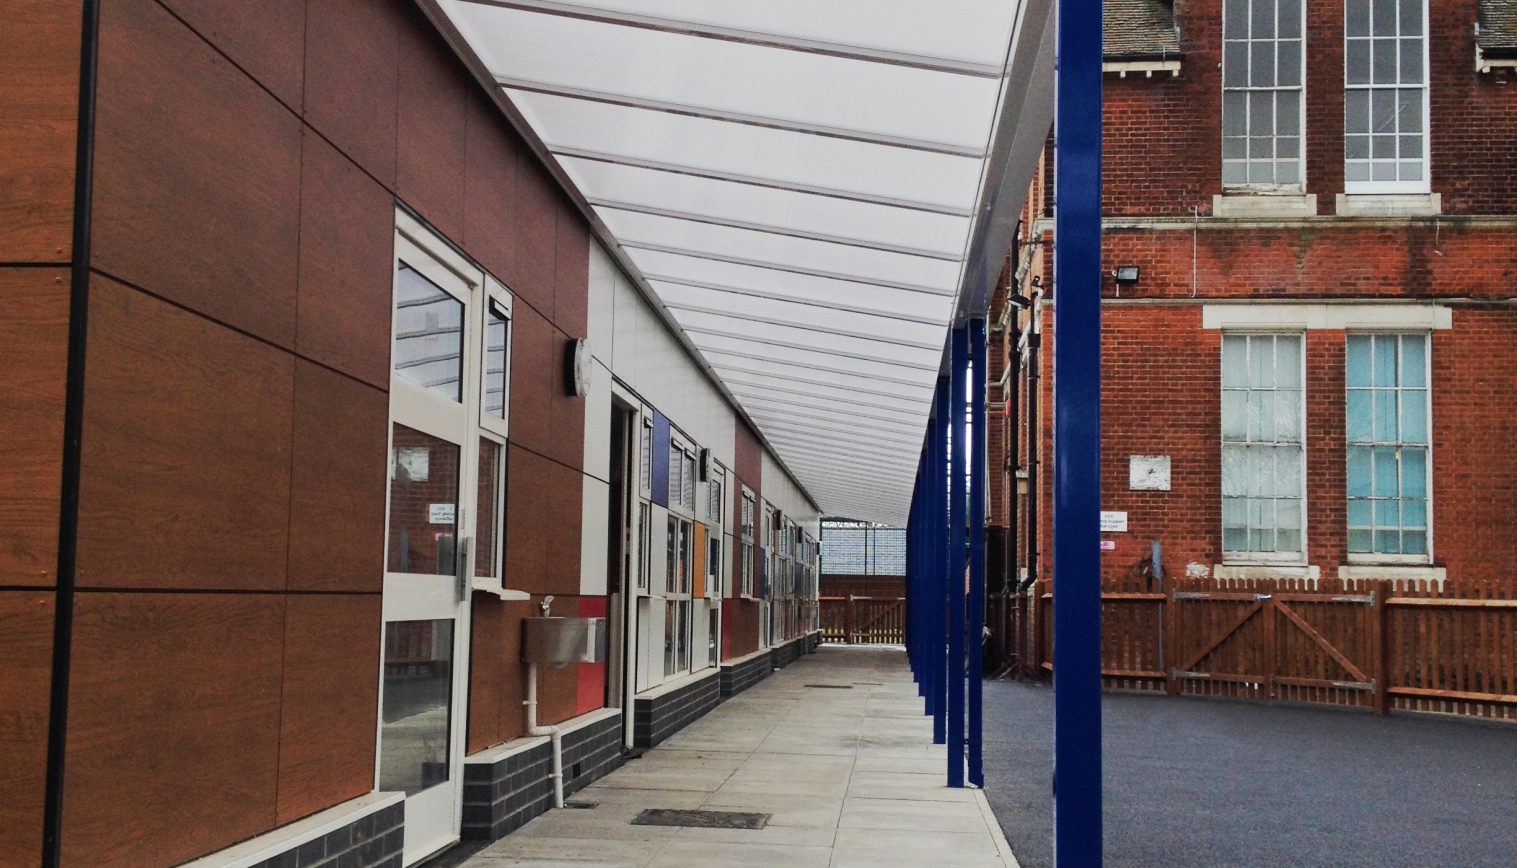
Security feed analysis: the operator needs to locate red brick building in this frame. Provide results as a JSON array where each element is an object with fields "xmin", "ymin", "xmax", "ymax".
[{"xmin": 988, "ymin": 0, "xmax": 1517, "ymax": 665}]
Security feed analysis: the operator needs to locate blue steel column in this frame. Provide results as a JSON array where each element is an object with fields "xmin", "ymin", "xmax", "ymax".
[
  {"xmin": 910, "ymin": 458, "xmax": 924, "ymax": 692},
  {"xmin": 1054, "ymin": 0, "xmax": 1104, "ymax": 863},
  {"xmin": 947, "ymin": 326, "xmax": 968, "ymax": 786},
  {"xmin": 931, "ymin": 377, "xmax": 950, "ymax": 743},
  {"xmin": 968, "ymin": 318, "xmax": 987, "ymax": 787}
]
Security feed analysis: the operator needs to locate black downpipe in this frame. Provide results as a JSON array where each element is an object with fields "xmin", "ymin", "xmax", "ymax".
[
  {"xmin": 1022, "ymin": 330, "xmax": 1041, "ymax": 597},
  {"xmin": 42, "ymin": 1, "xmax": 100, "ymax": 864},
  {"xmin": 1002, "ymin": 317, "xmax": 1020, "ymax": 662}
]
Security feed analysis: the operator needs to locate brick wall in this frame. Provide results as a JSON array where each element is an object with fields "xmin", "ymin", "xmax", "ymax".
[{"xmin": 1098, "ymin": 0, "xmax": 1517, "ymax": 218}]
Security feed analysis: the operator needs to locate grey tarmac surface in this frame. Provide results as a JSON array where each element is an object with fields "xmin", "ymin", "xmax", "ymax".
[{"xmin": 982, "ymin": 679, "xmax": 1517, "ymax": 868}]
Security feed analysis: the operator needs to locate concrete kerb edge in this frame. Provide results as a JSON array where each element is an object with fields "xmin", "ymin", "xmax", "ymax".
[{"xmin": 973, "ymin": 788, "xmax": 1021, "ymax": 868}]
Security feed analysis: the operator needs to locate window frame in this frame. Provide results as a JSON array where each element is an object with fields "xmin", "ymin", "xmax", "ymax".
[
  {"xmin": 1221, "ymin": 0, "xmax": 1308, "ymax": 191},
  {"xmin": 739, "ymin": 488, "xmax": 756, "ymax": 599},
  {"xmin": 1220, "ymin": 331, "xmax": 1309, "ymax": 565},
  {"xmin": 1343, "ymin": 0, "xmax": 1431, "ymax": 194},
  {"xmin": 663, "ymin": 512, "xmax": 694, "ymax": 677},
  {"xmin": 1344, "ymin": 331, "xmax": 1434, "ymax": 564}
]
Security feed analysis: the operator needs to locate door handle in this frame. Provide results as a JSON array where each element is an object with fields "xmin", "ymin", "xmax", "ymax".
[{"xmin": 457, "ymin": 537, "xmax": 473, "ymax": 602}]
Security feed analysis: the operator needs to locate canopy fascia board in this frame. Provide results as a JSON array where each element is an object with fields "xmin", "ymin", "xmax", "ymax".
[{"xmin": 951, "ymin": 0, "xmax": 1057, "ymax": 324}]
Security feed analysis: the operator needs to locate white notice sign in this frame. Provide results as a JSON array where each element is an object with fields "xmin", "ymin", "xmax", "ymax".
[
  {"xmin": 428, "ymin": 503, "xmax": 456, "ymax": 525},
  {"xmin": 1100, "ymin": 511, "xmax": 1128, "ymax": 533}
]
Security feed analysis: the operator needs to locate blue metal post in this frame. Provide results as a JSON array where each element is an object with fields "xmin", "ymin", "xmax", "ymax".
[
  {"xmin": 969, "ymin": 318, "xmax": 987, "ymax": 787},
  {"xmin": 910, "ymin": 460, "xmax": 924, "ymax": 690},
  {"xmin": 932, "ymin": 377, "xmax": 949, "ymax": 743},
  {"xmin": 948, "ymin": 327, "xmax": 968, "ymax": 786},
  {"xmin": 1054, "ymin": 0, "xmax": 1104, "ymax": 863}
]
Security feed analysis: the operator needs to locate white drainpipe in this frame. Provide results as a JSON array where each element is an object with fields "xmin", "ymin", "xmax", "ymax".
[{"xmin": 523, "ymin": 662, "xmax": 565, "ymax": 809}]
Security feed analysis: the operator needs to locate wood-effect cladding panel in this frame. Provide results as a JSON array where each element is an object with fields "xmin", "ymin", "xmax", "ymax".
[
  {"xmin": 296, "ymin": 128, "xmax": 395, "ymax": 389},
  {"xmin": 554, "ymin": 209, "xmax": 590, "ymax": 340},
  {"xmin": 397, "ymin": 3, "xmax": 469, "ymax": 242},
  {"xmin": 463, "ymin": 91, "xmax": 523, "ymax": 293},
  {"xmin": 304, "ymin": 0, "xmax": 399, "ymax": 187},
  {"xmin": 466, "ymin": 596, "xmax": 537, "ymax": 750},
  {"xmin": 508, "ymin": 303, "xmax": 555, "ymax": 458},
  {"xmin": 92, "ymin": 0, "xmax": 301, "ymax": 347},
  {"xmin": 503, "ymin": 443, "xmax": 549, "ymax": 591},
  {"xmin": 0, "ymin": 592, "xmax": 52, "ymax": 868},
  {"xmin": 0, "ymin": 0, "xmax": 79, "ymax": 263},
  {"xmin": 0, "ymin": 268, "xmax": 68, "ymax": 585},
  {"xmin": 512, "ymin": 164, "xmax": 560, "ymax": 315},
  {"xmin": 77, "ymin": 279, "xmax": 294, "ymax": 591},
  {"xmin": 277, "ymin": 593, "xmax": 381, "ymax": 825},
  {"xmin": 467, "ymin": 595, "xmax": 505, "ymax": 753},
  {"xmin": 723, "ymin": 599, "xmax": 760, "ymax": 660},
  {"xmin": 287, "ymin": 360, "xmax": 387, "ymax": 593},
  {"xmin": 731, "ymin": 421, "xmax": 758, "ymax": 494},
  {"xmin": 505, "ymin": 303, "xmax": 586, "ymax": 473},
  {"xmin": 158, "ymin": 0, "xmax": 306, "ymax": 109},
  {"xmin": 62, "ymin": 592, "xmax": 285, "ymax": 867},
  {"xmin": 502, "ymin": 445, "xmax": 584, "ymax": 597}
]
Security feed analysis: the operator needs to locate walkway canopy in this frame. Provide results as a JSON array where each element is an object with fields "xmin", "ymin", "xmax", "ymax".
[{"xmin": 423, "ymin": 0, "xmax": 1056, "ymax": 525}]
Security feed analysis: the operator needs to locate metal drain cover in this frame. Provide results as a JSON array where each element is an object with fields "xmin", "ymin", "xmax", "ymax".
[
  {"xmin": 631, "ymin": 809, "xmax": 770, "ymax": 830},
  {"xmin": 804, "ymin": 683, "xmax": 853, "ymax": 689}
]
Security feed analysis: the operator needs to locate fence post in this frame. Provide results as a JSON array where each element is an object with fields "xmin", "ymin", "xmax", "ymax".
[
  {"xmin": 1164, "ymin": 586, "xmax": 1180, "ymax": 695},
  {"xmin": 844, "ymin": 595, "xmax": 856, "ymax": 645},
  {"xmin": 1373, "ymin": 580, "xmax": 1391, "ymax": 715}
]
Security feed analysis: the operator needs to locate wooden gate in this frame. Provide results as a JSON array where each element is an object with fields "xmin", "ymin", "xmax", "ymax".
[
  {"xmin": 820, "ymin": 596, "xmax": 905, "ymax": 645},
  {"xmin": 1169, "ymin": 589, "xmax": 1378, "ymax": 709}
]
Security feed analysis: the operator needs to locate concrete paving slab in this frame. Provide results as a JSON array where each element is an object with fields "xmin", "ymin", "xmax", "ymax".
[{"xmin": 458, "ymin": 646, "xmax": 1017, "ymax": 868}]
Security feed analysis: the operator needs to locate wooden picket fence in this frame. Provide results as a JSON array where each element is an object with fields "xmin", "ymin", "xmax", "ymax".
[
  {"xmin": 820, "ymin": 596, "xmax": 906, "ymax": 645},
  {"xmin": 1033, "ymin": 572, "xmax": 1517, "ymax": 723}
]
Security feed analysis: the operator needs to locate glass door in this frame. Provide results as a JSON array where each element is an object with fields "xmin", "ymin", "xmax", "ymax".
[{"xmin": 379, "ymin": 214, "xmax": 506, "ymax": 865}]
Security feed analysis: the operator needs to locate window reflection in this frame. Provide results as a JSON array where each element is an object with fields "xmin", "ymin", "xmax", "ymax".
[
  {"xmin": 388, "ymin": 424, "xmax": 460, "ymax": 575},
  {"xmin": 484, "ymin": 303, "xmax": 508, "ymax": 418},
  {"xmin": 394, "ymin": 263, "xmax": 463, "ymax": 401},
  {"xmin": 475, "ymin": 438, "xmax": 502, "ymax": 578},
  {"xmin": 379, "ymin": 619, "xmax": 454, "ymax": 795}
]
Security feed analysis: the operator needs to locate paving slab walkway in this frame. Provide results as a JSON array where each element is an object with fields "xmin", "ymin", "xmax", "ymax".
[{"xmin": 458, "ymin": 645, "xmax": 1017, "ymax": 868}]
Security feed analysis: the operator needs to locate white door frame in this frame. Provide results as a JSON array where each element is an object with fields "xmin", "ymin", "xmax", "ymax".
[{"xmin": 377, "ymin": 211, "xmax": 506, "ymax": 865}]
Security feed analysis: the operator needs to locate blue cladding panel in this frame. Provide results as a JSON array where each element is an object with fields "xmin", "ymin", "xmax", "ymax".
[
  {"xmin": 651, "ymin": 411, "xmax": 670, "ymax": 508},
  {"xmin": 1054, "ymin": 0, "xmax": 1105, "ymax": 864},
  {"xmin": 948, "ymin": 326, "xmax": 968, "ymax": 788}
]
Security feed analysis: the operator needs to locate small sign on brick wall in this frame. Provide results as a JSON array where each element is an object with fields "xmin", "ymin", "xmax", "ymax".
[
  {"xmin": 1129, "ymin": 455, "xmax": 1171, "ymax": 491},
  {"xmin": 1100, "ymin": 511, "xmax": 1128, "ymax": 533}
]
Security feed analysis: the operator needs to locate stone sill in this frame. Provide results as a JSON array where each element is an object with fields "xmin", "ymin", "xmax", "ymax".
[
  {"xmin": 1212, "ymin": 193, "xmax": 1318, "ymax": 219},
  {"xmin": 1335, "ymin": 192, "xmax": 1441, "ymax": 217},
  {"xmin": 1214, "ymin": 563, "xmax": 1321, "ymax": 582}
]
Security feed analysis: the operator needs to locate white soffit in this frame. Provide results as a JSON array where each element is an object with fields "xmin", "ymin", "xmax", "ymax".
[{"xmin": 432, "ymin": 0, "xmax": 1055, "ymax": 526}]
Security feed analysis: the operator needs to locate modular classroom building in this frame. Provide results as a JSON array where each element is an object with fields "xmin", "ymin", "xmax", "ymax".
[{"xmin": 1, "ymin": 2, "xmax": 838, "ymax": 865}]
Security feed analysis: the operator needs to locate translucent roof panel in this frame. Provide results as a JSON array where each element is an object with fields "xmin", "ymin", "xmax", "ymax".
[
  {"xmin": 600, "ymin": 209, "xmax": 963, "ymax": 293},
  {"xmin": 487, "ymin": 0, "xmax": 1020, "ymax": 69},
  {"xmin": 446, "ymin": 3, "xmax": 1002, "ymax": 150},
  {"xmin": 507, "ymin": 92, "xmax": 985, "ymax": 210},
  {"xmin": 558, "ymin": 157, "xmax": 973, "ymax": 256},
  {"xmin": 430, "ymin": 0, "xmax": 1055, "ymax": 525},
  {"xmin": 630, "ymin": 250, "xmax": 957, "ymax": 321}
]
